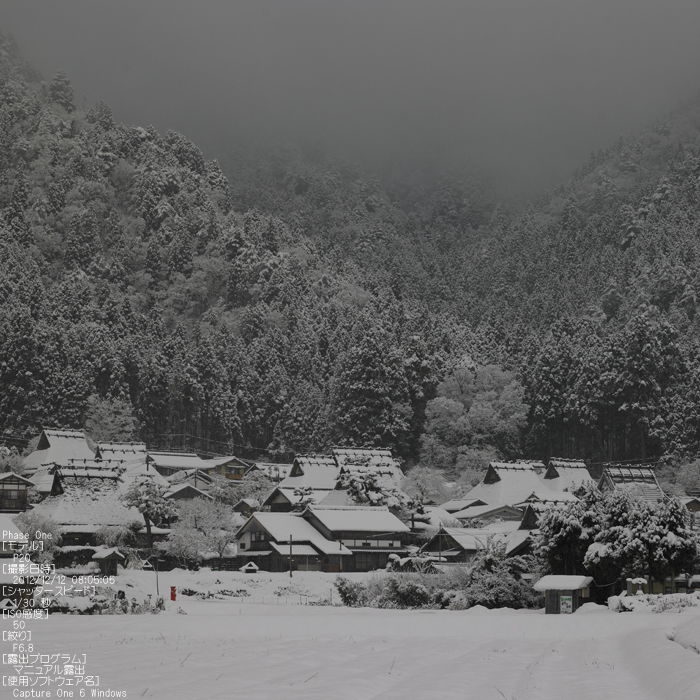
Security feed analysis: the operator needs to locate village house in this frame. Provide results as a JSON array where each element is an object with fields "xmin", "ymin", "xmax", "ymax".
[
  {"xmin": 236, "ymin": 511, "xmax": 353, "ymax": 572},
  {"xmin": 301, "ymin": 505, "xmax": 410, "ymax": 572},
  {"xmin": 461, "ymin": 458, "xmax": 594, "ymax": 508},
  {"xmin": 147, "ymin": 451, "xmax": 214, "ymax": 477},
  {"xmin": 263, "ymin": 448, "xmax": 407, "ymax": 512},
  {"xmin": 203, "ymin": 455, "xmax": 251, "ymax": 480},
  {"xmin": 263, "ymin": 454, "xmax": 339, "ymax": 512},
  {"xmin": 0, "ymin": 471, "xmax": 34, "ymax": 512},
  {"xmin": 421, "ymin": 519, "xmax": 532, "ymax": 563}
]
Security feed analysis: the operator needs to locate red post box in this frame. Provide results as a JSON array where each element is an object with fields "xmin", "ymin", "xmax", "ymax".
[{"xmin": 170, "ymin": 586, "xmax": 176, "ymax": 601}]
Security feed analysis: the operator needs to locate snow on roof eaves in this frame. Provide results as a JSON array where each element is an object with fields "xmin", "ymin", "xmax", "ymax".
[
  {"xmin": 306, "ymin": 506, "xmax": 409, "ymax": 533},
  {"xmin": 533, "ymin": 575, "xmax": 593, "ymax": 591},
  {"xmin": 270, "ymin": 542, "xmax": 319, "ymax": 557}
]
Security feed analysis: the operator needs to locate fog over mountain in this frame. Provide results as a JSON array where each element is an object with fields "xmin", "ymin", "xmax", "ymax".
[{"xmin": 4, "ymin": 0, "xmax": 700, "ymax": 195}]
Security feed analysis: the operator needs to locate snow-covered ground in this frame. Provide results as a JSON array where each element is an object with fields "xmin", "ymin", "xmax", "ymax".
[{"xmin": 5, "ymin": 569, "xmax": 700, "ymax": 699}]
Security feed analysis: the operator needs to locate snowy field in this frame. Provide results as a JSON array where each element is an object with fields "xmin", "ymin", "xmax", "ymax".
[{"xmin": 6, "ymin": 570, "xmax": 700, "ymax": 699}]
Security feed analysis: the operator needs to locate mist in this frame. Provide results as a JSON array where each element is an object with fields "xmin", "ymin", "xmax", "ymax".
[{"xmin": 3, "ymin": 0, "xmax": 700, "ymax": 196}]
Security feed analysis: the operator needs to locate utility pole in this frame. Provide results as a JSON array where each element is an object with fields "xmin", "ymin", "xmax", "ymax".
[{"xmin": 289, "ymin": 534, "xmax": 293, "ymax": 578}]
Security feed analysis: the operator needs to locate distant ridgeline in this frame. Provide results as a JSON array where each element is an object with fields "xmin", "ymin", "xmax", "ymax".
[{"xmin": 2, "ymin": 28, "xmax": 700, "ymax": 468}]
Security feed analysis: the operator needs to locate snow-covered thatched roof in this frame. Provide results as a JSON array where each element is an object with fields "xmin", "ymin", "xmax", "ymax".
[
  {"xmin": 599, "ymin": 465, "xmax": 665, "ymax": 503},
  {"xmin": 95, "ymin": 442, "xmax": 148, "ymax": 461},
  {"xmin": 22, "ymin": 429, "xmax": 94, "ymax": 472},
  {"xmin": 543, "ymin": 458, "xmax": 594, "ymax": 492},
  {"xmin": 464, "ymin": 462, "xmax": 548, "ymax": 507}
]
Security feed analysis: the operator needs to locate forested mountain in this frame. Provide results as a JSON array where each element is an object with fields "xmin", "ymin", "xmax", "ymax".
[{"xmin": 2, "ymin": 30, "xmax": 700, "ymax": 475}]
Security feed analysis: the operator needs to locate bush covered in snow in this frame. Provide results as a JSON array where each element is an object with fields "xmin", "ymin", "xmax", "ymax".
[{"xmin": 336, "ymin": 544, "xmax": 541, "ymax": 610}]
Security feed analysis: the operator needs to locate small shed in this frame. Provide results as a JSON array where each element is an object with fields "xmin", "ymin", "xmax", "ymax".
[
  {"xmin": 91, "ymin": 547, "xmax": 125, "ymax": 576},
  {"xmin": 533, "ymin": 575, "xmax": 593, "ymax": 614}
]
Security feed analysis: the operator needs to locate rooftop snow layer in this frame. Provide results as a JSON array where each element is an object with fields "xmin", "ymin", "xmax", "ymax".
[
  {"xmin": 305, "ymin": 505, "xmax": 409, "ymax": 533},
  {"xmin": 533, "ymin": 575, "xmax": 593, "ymax": 591}
]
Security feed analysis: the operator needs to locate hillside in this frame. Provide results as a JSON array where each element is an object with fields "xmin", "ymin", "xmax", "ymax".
[{"xmin": 2, "ymin": 30, "xmax": 700, "ymax": 476}]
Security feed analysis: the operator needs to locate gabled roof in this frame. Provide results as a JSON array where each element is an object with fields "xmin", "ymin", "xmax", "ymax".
[
  {"xmin": 91, "ymin": 547, "xmax": 125, "ymax": 561},
  {"xmin": 543, "ymin": 458, "xmax": 594, "ymax": 492},
  {"xmin": 0, "ymin": 472, "xmax": 34, "ymax": 486},
  {"xmin": 264, "ymin": 486, "xmax": 335, "ymax": 508},
  {"xmin": 22, "ymin": 429, "xmax": 94, "ymax": 472},
  {"xmin": 147, "ymin": 452, "xmax": 212, "ymax": 471},
  {"xmin": 26, "ymin": 464, "xmax": 61, "ymax": 494},
  {"xmin": 239, "ymin": 512, "xmax": 352, "ymax": 555},
  {"xmin": 118, "ymin": 457, "xmax": 170, "ymax": 491},
  {"xmin": 166, "ymin": 469, "xmax": 213, "ymax": 487},
  {"xmin": 204, "ymin": 455, "xmax": 250, "ymax": 468},
  {"xmin": 464, "ymin": 462, "xmax": 547, "ymax": 507},
  {"xmin": 598, "ymin": 465, "xmax": 665, "ymax": 503},
  {"xmin": 439, "ymin": 498, "xmax": 487, "ymax": 513},
  {"xmin": 290, "ymin": 454, "xmax": 338, "ymax": 477},
  {"xmin": 278, "ymin": 467, "xmax": 339, "ymax": 491},
  {"xmin": 303, "ymin": 505, "xmax": 409, "ymax": 533},
  {"xmin": 165, "ymin": 483, "xmax": 213, "ymax": 500}
]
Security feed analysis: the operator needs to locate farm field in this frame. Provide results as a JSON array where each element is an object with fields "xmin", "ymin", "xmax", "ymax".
[{"xmin": 6, "ymin": 570, "xmax": 700, "ymax": 700}]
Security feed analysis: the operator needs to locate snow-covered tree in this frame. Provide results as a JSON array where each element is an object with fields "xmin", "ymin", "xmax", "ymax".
[
  {"xmin": 401, "ymin": 466, "xmax": 450, "ymax": 504},
  {"xmin": 584, "ymin": 493, "xmax": 699, "ymax": 587},
  {"xmin": 340, "ymin": 468, "xmax": 410, "ymax": 511},
  {"xmin": 535, "ymin": 484, "xmax": 603, "ymax": 575},
  {"xmin": 163, "ymin": 498, "xmax": 238, "ymax": 568},
  {"xmin": 122, "ymin": 477, "xmax": 177, "ymax": 550}
]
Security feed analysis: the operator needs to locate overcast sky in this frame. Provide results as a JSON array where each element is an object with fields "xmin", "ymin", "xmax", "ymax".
[{"xmin": 3, "ymin": 1, "xmax": 700, "ymax": 194}]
